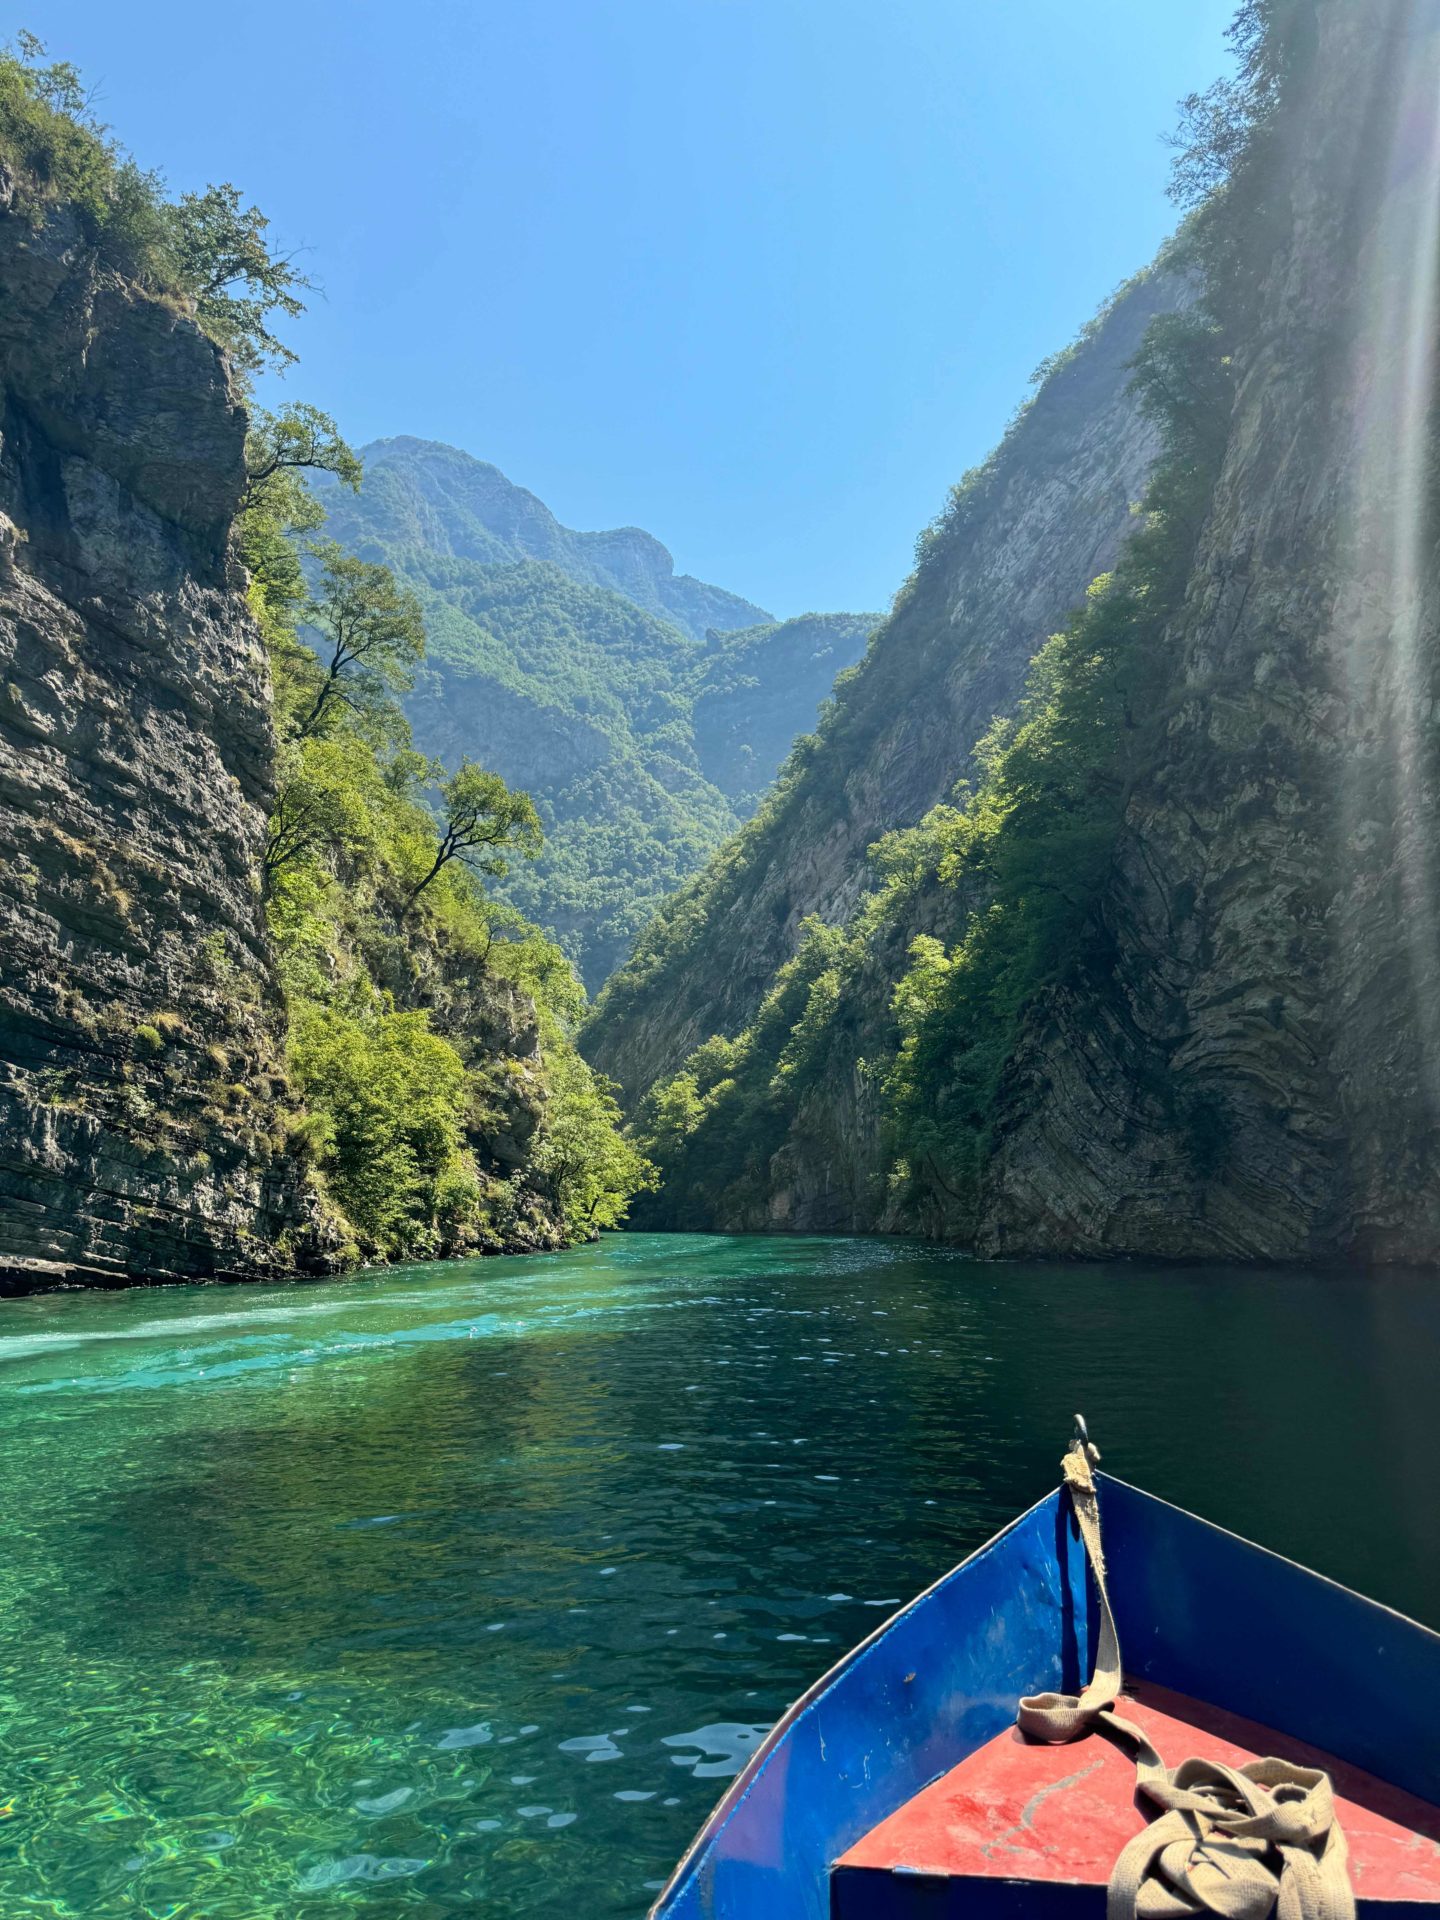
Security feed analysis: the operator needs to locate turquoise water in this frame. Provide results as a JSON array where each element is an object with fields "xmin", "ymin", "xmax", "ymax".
[{"xmin": 0, "ymin": 1234, "xmax": 1435, "ymax": 1917}]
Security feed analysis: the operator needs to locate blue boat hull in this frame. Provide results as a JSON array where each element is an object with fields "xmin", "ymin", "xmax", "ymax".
[{"xmin": 649, "ymin": 1475, "xmax": 1440, "ymax": 1920}]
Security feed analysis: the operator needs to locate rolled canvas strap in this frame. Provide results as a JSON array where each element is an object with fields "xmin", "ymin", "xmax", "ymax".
[{"xmin": 1016, "ymin": 1425, "xmax": 1354, "ymax": 1920}]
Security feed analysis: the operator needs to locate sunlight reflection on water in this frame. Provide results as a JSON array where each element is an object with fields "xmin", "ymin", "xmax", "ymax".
[{"xmin": 0, "ymin": 1234, "xmax": 1434, "ymax": 1917}]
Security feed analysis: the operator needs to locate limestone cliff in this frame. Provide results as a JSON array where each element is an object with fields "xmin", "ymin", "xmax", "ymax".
[
  {"xmin": 0, "ymin": 168, "xmax": 331, "ymax": 1290},
  {"xmin": 979, "ymin": 0, "xmax": 1440, "ymax": 1262},
  {"xmin": 586, "ymin": 267, "xmax": 1182, "ymax": 1101},
  {"xmin": 601, "ymin": 0, "xmax": 1440, "ymax": 1267}
]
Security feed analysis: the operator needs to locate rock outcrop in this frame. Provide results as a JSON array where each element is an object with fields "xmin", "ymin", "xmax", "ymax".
[{"xmin": 0, "ymin": 169, "xmax": 332, "ymax": 1290}]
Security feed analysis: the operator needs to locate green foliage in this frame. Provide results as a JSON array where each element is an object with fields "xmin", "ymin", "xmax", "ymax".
[
  {"xmin": 313, "ymin": 451, "xmax": 872, "ymax": 987},
  {"xmin": 240, "ymin": 407, "xmax": 361, "ymax": 631},
  {"xmin": 244, "ymin": 405, "xmax": 362, "ymax": 517},
  {"xmin": 628, "ymin": 252, "xmax": 1240, "ymax": 1233},
  {"xmin": 404, "ymin": 758, "xmax": 542, "ymax": 909},
  {"xmin": 880, "ymin": 574, "xmax": 1166, "ymax": 1220},
  {"xmin": 291, "ymin": 544, "xmax": 427, "ymax": 745},
  {"xmin": 1167, "ymin": 1, "xmax": 1292, "ymax": 209},
  {"xmin": 586, "ymin": 266, "xmax": 1178, "ymax": 1055},
  {"xmin": 584, "ymin": 728, "xmax": 825, "ymax": 1042},
  {"xmin": 0, "ymin": 32, "xmax": 169, "ymax": 276},
  {"xmin": 686, "ymin": 613, "xmax": 879, "ymax": 810},
  {"xmin": 243, "ymin": 434, "xmax": 652, "ymax": 1258},
  {"xmin": 388, "ymin": 551, "xmax": 744, "ymax": 984},
  {"xmin": 1165, "ymin": 0, "xmax": 1318, "ymax": 326},
  {"xmin": 288, "ymin": 1002, "xmax": 479, "ymax": 1258},
  {"xmin": 529, "ymin": 1051, "xmax": 658, "ymax": 1237},
  {"xmin": 163, "ymin": 182, "xmax": 311, "ymax": 374},
  {"xmin": 632, "ymin": 921, "xmax": 849, "ymax": 1225},
  {"xmin": 0, "ymin": 35, "xmax": 307, "ymax": 376},
  {"xmin": 262, "ymin": 734, "xmax": 378, "ymax": 883}
]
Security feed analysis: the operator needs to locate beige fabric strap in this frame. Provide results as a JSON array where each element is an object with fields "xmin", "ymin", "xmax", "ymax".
[{"xmin": 1016, "ymin": 1431, "xmax": 1355, "ymax": 1920}]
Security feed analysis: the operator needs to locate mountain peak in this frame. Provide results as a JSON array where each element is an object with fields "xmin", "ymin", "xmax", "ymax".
[{"xmin": 346, "ymin": 437, "xmax": 771, "ymax": 642}]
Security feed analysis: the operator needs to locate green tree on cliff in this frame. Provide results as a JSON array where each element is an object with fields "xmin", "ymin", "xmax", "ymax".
[
  {"xmin": 0, "ymin": 35, "xmax": 310, "ymax": 377},
  {"xmin": 240, "ymin": 405, "xmax": 362, "ymax": 627},
  {"xmin": 403, "ymin": 760, "xmax": 543, "ymax": 910},
  {"xmin": 288, "ymin": 545, "xmax": 428, "ymax": 746},
  {"xmin": 165, "ymin": 182, "xmax": 312, "ymax": 375}
]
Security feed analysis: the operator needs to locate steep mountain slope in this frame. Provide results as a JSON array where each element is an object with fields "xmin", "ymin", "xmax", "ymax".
[
  {"xmin": 585, "ymin": 266, "xmax": 1181, "ymax": 1099},
  {"xmin": 315, "ymin": 439, "xmax": 876, "ymax": 986},
  {"xmin": 0, "ymin": 165, "xmax": 330, "ymax": 1288},
  {"xmin": 980, "ymin": 0, "xmax": 1440, "ymax": 1262},
  {"xmin": 597, "ymin": 0, "xmax": 1440, "ymax": 1267},
  {"xmin": 323, "ymin": 436, "xmax": 771, "ymax": 642},
  {"xmin": 398, "ymin": 554, "xmax": 742, "ymax": 988},
  {"xmin": 688, "ymin": 612, "xmax": 880, "ymax": 811}
]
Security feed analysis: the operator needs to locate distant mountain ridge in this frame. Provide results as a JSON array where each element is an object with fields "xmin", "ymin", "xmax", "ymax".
[
  {"xmin": 342, "ymin": 437, "xmax": 773, "ymax": 641},
  {"xmin": 312, "ymin": 440, "xmax": 876, "ymax": 988}
]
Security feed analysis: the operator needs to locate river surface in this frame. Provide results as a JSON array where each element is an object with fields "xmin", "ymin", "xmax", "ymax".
[{"xmin": 0, "ymin": 1234, "xmax": 1436, "ymax": 1917}]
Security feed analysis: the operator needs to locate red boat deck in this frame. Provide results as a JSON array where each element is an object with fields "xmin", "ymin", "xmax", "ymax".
[{"xmin": 832, "ymin": 1681, "xmax": 1440, "ymax": 1918}]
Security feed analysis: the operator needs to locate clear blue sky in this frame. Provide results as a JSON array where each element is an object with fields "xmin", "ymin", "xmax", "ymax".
[{"xmin": 35, "ymin": 1, "xmax": 1236, "ymax": 617}]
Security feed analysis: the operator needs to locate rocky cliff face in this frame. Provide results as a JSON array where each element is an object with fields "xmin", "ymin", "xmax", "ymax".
[
  {"xmin": 586, "ymin": 268, "xmax": 1182, "ymax": 1101},
  {"xmin": 0, "ymin": 170, "xmax": 331, "ymax": 1290},
  {"xmin": 978, "ymin": 0, "xmax": 1440, "ymax": 1262},
  {"xmin": 608, "ymin": 0, "xmax": 1440, "ymax": 1266}
]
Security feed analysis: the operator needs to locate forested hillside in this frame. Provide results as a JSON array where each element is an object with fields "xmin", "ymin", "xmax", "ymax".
[
  {"xmin": 316, "ymin": 439, "xmax": 876, "ymax": 986},
  {"xmin": 320, "ymin": 436, "xmax": 771, "ymax": 643},
  {"xmin": 0, "ymin": 35, "xmax": 650, "ymax": 1289},
  {"xmin": 592, "ymin": 0, "xmax": 1440, "ymax": 1266}
]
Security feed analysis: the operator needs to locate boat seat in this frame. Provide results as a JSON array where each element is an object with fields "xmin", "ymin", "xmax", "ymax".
[{"xmin": 830, "ymin": 1680, "xmax": 1440, "ymax": 1919}]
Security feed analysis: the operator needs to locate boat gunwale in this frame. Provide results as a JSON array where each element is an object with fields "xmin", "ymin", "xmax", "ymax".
[
  {"xmin": 646, "ymin": 1484, "xmax": 1062, "ymax": 1916},
  {"xmin": 647, "ymin": 1472, "xmax": 1440, "ymax": 1917},
  {"xmin": 1102, "ymin": 1473, "xmax": 1440, "ymax": 1643}
]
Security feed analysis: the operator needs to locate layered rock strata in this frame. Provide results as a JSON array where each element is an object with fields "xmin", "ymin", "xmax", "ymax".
[{"xmin": 0, "ymin": 172, "xmax": 329, "ymax": 1290}]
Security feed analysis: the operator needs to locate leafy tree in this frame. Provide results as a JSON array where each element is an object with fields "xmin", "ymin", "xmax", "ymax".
[
  {"xmin": 164, "ymin": 182, "xmax": 311, "ymax": 375},
  {"xmin": 404, "ymin": 758, "xmax": 542, "ymax": 910},
  {"xmin": 288, "ymin": 1002, "xmax": 479, "ymax": 1257},
  {"xmin": 5, "ymin": 28, "xmax": 82, "ymax": 113},
  {"xmin": 244, "ymin": 403, "xmax": 362, "ymax": 508},
  {"xmin": 636, "ymin": 1070, "xmax": 705, "ymax": 1165},
  {"xmin": 240, "ymin": 407, "xmax": 361, "ymax": 626},
  {"xmin": 1167, "ymin": 1, "xmax": 1284, "ymax": 209},
  {"xmin": 530, "ymin": 1052, "xmax": 657, "ymax": 1236},
  {"xmin": 1165, "ymin": 0, "xmax": 1316, "ymax": 328},
  {"xmin": 0, "ymin": 38, "xmax": 308, "ymax": 376},
  {"xmin": 291, "ymin": 544, "xmax": 426, "ymax": 744},
  {"xmin": 262, "ymin": 737, "xmax": 377, "ymax": 883}
]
